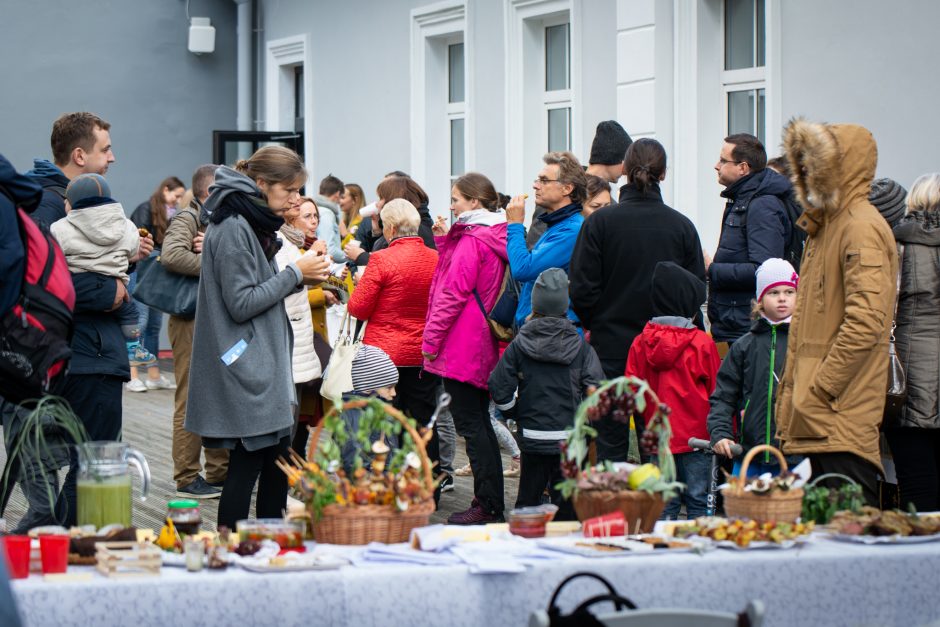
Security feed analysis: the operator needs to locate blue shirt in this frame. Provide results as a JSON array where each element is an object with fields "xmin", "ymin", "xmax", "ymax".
[{"xmin": 506, "ymin": 208, "xmax": 583, "ymax": 328}]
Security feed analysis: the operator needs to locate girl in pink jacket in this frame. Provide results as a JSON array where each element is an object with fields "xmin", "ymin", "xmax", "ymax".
[{"xmin": 423, "ymin": 172, "xmax": 508, "ymax": 524}]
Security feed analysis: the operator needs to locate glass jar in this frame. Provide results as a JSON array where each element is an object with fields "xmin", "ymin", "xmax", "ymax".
[{"xmin": 167, "ymin": 500, "xmax": 202, "ymax": 535}]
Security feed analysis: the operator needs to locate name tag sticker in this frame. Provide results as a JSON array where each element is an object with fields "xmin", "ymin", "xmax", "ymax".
[{"xmin": 220, "ymin": 339, "xmax": 248, "ymax": 366}]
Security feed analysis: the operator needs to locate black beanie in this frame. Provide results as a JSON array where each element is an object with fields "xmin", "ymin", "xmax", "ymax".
[
  {"xmin": 650, "ymin": 261, "xmax": 706, "ymax": 319},
  {"xmin": 589, "ymin": 120, "xmax": 632, "ymax": 165},
  {"xmin": 869, "ymin": 178, "xmax": 908, "ymax": 228}
]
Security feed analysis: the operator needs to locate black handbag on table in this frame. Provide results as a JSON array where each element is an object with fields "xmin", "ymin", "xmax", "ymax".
[{"xmin": 132, "ymin": 252, "xmax": 199, "ymax": 319}]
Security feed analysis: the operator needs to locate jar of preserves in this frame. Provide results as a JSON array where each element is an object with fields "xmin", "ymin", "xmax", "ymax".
[{"xmin": 167, "ymin": 500, "xmax": 202, "ymax": 535}]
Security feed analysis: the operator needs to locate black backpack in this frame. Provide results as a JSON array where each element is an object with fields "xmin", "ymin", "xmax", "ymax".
[
  {"xmin": 740, "ymin": 189, "xmax": 807, "ymax": 273},
  {"xmin": 0, "ymin": 186, "xmax": 76, "ymax": 405}
]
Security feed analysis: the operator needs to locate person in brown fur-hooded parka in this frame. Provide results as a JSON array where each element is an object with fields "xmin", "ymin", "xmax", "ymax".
[{"xmin": 773, "ymin": 119, "xmax": 897, "ymax": 506}]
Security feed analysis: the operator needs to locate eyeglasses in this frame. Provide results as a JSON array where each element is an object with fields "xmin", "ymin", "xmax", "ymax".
[
  {"xmin": 534, "ymin": 177, "xmax": 562, "ymax": 185},
  {"xmin": 717, "ymin": 158, "xmax": 743, "ymax": 166}
]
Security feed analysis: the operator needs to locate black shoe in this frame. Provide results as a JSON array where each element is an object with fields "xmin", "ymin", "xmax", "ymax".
[
  {"xmin": 206, "ymin": 479, "xmax": 225, "ymax": 489},
  {"xmin": 177, "ymin": 476, "xmax": 222, "ymax": 499},
  {"xmin": 439, "ymin": 474, "xmax": 455, "ymax": 493}
]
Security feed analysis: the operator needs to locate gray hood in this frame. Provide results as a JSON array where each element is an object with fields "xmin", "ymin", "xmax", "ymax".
[
  {"xmin": 201, "ymin": 166, "xmax": 262, "ymax": 224},
  {"xmin": 515, "ymin": 316, "xmax": 583, "ymax": 365},
  {"xmin": 315, "ymin": 194, "xmax": 341, "ymax": 220}
]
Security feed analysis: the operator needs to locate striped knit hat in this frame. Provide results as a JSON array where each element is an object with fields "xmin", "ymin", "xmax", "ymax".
[{"xmin": 350, "ymin": 345, "xmax": 399, "ymax": 393}]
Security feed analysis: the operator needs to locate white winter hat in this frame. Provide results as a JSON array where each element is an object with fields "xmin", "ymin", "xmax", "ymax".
[{"xmin": 755, "ymin": 258, "xmax": 799, "ymax": 301}]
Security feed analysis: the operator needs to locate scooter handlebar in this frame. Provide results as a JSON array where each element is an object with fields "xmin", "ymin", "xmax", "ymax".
[{"xmin": 687, "ymin": 437, "xmax": 743, "ymax": 456}]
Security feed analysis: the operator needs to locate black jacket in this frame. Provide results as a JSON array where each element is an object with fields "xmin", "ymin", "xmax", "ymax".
[
  {"xmin": 707, "ymin": 317, "xmax": 789, "ymax": 456},
  {"xmin": 24, "ymin": 159, "xmax": 70, "ymax": 231},
  {"xmin": 707, "ymin": 169, "xmax": 792, "ymax": 342},
  {"xmin": 68, "ymin": 272, "xmax": 128, "ymax": 379},
  {"xmin": 570, "ymin": 182, "xmax": 706, "ymax": 361},
  {"xmin": 489, "ymin": 316, "xmax": 604, "ymax": 455},
  {"xmin": 890, "ymin": 211, "xmax": 940, "ymax": 429},
  {"xmin": 354, "ymin": 201, "xmax": 436, "ymax": 265}
]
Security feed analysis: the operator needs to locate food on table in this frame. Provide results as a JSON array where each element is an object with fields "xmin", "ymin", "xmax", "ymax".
[
  {"xmin": 156, "ymin": 518, "xmax": 183, "ymax": 552},
  {"xmin": 506, "ymin": 504, "xmax": 558, "ymax": 538},
  {"xmin": 802, "ymin": 479, "xmax": 864, "ymax": 524},
  {"xmin": 236, "ymin": 519, "xmax": 305, "ymax": 550},
  {"xmin": 676, "ymin": 517, "xmax": 813, "ymax": 547},
  {"xmin": 234, "ymin": 539, "xmax": 262, "ymax": 556},
  {"xmin": 828, "ymin": 507, "xmax": 940, "ymax": 537}
]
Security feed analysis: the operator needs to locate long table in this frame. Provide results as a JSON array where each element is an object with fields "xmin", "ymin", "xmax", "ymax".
[{"xmin": 12, "ymin": 535, "xmax": 940, "ymax": 627}]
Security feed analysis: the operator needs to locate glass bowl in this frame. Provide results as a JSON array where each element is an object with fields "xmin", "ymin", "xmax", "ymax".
[
  {"xmin": 236, "ymin": 518, "xmax": 305, "ymax": 549},
  {"xmin": 506, "ymin": 504, "xmax": 559, "ymax": 538}
]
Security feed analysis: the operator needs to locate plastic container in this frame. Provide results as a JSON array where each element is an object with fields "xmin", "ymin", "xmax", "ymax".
[
  {"xmin": 236, "ymin": 519, "xmax": 305, "ymax": 549},
  {"xmin": 167, "ymin": 500, "xmax": 202, "ymax": 535},
  {"xmin": 2, "ymin": 535, "xmax": 31, "ymax": 579},
  {"xmin": 38, "ymin": 535, "xmax": 69, "ymax": 574},
  {"xmin": 507, "ymin": 504, "xmax": 559, "ymax": 538}
]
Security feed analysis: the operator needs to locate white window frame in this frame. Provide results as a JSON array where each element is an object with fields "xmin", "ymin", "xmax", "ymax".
[
  {"xmin": 446, "ymin": 37, "xmax": 467, "ymax": 187},
  {"xmin": 542, "ymin": 15, "xmax": 572, "ymax": 153},
  {"xmin": 265, "ymin": 35, "xmax": 313, "ymax": 176},
  {"xmin": 505, "ymin": 0, "xmax": 580, "ymax": 197},
  {"xmin": 411, "ymin": 1, "xmax": 468, "ymax": 219},
  {"xmin": 720, "ymin": 0, "xmax": 767, "ymax": 142}
]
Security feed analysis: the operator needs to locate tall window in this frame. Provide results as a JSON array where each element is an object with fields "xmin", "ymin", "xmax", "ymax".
[
  {"xmin": 544, "ymin": 21, "xmax": 571, "ymax": 152},
  {"xmin": 448, "ymin": 41, "xmax": 466, "ymax": 184},
  {"xmin": 722, "ymin": 0, "xmax": 765, "ymax": 142},
  {"xmin": 293, "ymin": 65, "xmax": 304, "ymax": 133}
]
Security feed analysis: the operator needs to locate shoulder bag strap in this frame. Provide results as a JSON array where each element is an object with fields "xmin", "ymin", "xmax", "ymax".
[{"xmin": 890, "ymin": 244, "xmax": 903, "ymax": 341}]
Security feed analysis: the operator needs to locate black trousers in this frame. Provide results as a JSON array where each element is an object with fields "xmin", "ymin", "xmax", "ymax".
[
  {"xmin": 808, "ymin": 451, "xmax": 881, "ymax": 508},
  {"xmin": 61, "ymin": 374, "xmax": 124, "ymax": 526},
  {"xmin": 884, "ymin": 428, "xmax": 940, "ymax": 512},
  {"xmin": 515, "ymin": 451, "xmax": 576, "ymax": 521},
  {"xmin": 595, "ymin": 357, "xmax": 630, "ymax": 462},
  {"xmin": 217, "ymin": 435, "xmax": 291, "ymax": 530},
  {"xmin": 395, "ymin": 367, "xmax": 441, "ymax": 472},
  {"xmin": 444, "ymin": 378, "xmax": 504, "ymax": 515}
]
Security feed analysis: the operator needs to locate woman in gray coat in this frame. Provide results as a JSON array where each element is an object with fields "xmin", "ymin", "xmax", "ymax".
[
  {"xmin": 885, "ymin": 173, "xmax": 940, "ymax": 512},
  {"xmin": 185, "ymin": 146, "xmax": 330, "ymax": 528}
]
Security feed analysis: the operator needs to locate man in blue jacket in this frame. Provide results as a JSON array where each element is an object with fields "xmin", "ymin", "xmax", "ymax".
[
  {"xmin": 505, "ymin": 151, "xmax": 587, "ymax": 329},
  {"xmin": 708, "ymin": 134, "xmax": 793, "ymax": 344}
]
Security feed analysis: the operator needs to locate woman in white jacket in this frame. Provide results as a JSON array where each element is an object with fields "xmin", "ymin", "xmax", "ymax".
[{"xmin": 275, "ymin": 201, "xmax": 324, "ymax": 449}]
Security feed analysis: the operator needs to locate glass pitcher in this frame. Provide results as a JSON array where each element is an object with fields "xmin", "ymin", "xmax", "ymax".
[{"xmin": 76, "ymin": 441, "xmax": 150, "ymax": 528}]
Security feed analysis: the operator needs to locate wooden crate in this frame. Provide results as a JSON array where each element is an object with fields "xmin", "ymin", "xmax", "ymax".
[{"xmin": 95, "ymin": 541, "xmax": 162, "ymax": 578}]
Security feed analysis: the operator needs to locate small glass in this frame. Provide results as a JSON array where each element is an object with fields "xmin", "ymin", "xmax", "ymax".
[{"xmin": 184, "ymin": 538, "xmax": 204, "ymax": 572}]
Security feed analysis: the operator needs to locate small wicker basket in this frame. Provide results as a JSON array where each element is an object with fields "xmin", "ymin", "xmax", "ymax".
[
  {"xmin": 572, "ymin": 489, "xmax": 665, "ymax": 534},
  {"xmin": 721, "ymin": 444, "xmax": 803, "ymax": 523},
  {"xmin": 308, "ymin": 400, "xmax": 436, "ymax": 545}
]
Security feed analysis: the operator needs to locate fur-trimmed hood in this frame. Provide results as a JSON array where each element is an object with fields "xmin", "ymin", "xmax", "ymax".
[{"xmin": 782, "ymin": 119, "xmax": 878, "ymax": 235}]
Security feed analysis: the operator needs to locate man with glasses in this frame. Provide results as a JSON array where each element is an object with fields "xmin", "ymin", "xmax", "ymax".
[
  {"xmin": 708, "ymin": 133, "xmax": 794, "ymax": 346},
  {"xmin": 505, "ymin": 151, "xmax": 587, "ymax": 329}
]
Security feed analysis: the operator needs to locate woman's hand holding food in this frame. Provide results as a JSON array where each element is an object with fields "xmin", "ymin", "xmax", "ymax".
[{"xmin": 295, "ymin": 251, "xmax": 331, "ymax": 284}]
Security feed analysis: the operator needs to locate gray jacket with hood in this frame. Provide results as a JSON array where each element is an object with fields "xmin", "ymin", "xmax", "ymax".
[{"xmin": 488, "ymin": 316, "xmax": 604, "ymax": 455}]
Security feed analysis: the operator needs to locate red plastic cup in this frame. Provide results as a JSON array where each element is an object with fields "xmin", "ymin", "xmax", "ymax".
[
  {"xmin": 2, "ymin": 535, "xmax": 31, "ymax": 579},
  {"xmin": 38, "ymin": 535, "xmax": 69, "ymax": 575}
]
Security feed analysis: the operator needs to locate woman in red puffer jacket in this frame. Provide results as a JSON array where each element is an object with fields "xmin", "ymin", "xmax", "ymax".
[{"xmin": 347, "ymin": 197, "xmax": 440, "ymax": 423}]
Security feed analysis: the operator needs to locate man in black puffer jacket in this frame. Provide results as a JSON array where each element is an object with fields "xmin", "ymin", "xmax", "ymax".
[
  {"xmin": 489, "ymin": 268, "xmax": 604, "ymax": 520},
  {"xmin": 708, "ymin": 134, "xmax": 793, "ymax": 344}
]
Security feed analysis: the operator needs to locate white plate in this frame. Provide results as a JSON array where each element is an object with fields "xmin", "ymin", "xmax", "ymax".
[
  {"xmin": 236, "ymin": 553, "xmax": 350, "ymax": 572},
  {"xmin": 824, "ymin": 532, "xmax": 940, "ymax": 545},
  {"xmin": 537, "ymin": 535, "xmax": 707, "ymax": 558},
  {"xmin": 713, "ymin": 536, "xmax": 809, "ymax": 550}
]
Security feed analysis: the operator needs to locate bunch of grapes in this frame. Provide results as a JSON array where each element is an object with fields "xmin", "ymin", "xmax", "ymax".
[
  {"xmin": 639, "ymin": 403, "xmax": 672, "ymax": 456},
  {"xmin": 585, "ymin": 385, "xmax": 638, "ymax": 423},
  {"xmin": 559, "ymin": 442, "xmax": 580, "ymax": 478}
]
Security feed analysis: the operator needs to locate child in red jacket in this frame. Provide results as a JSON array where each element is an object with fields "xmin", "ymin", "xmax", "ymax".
[{"xmin": 626, "ymin": 261, "xmax": 720, "ymax": 519}]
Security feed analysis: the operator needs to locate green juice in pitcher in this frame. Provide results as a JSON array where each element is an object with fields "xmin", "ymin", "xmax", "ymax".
[{"xmin": 77, "ymin": 475, "xmax": 132, "ymax": 528}]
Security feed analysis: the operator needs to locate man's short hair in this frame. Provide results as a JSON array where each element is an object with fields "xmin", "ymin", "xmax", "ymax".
[
  {"xmin": 192, "ymin": 164, "xmax": 219, "ymax": 201},
  {"xmin": 319, "ymin": 174, "xmax": 345, "ymax": 197},
  {"xmin": 724, "ymin": 133, "xmax": 767, "ymax": 172},
  {"xmin": 51, "ymin": 112, "xmax": 111, "ymax": 167},
  {"xmin": 543, "ymin": 151, "xmax": 588, "ymax": 204}
]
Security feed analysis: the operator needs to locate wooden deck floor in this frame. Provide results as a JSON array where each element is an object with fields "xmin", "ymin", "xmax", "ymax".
[{"xmin": 0, "ymin": 359, "xmax": 521, "ymax": 532}]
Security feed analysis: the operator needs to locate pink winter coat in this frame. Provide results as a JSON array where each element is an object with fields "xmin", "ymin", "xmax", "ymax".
[{"xmin": 422, "ymin": 211, "xmax": 508, "ymax": 389}]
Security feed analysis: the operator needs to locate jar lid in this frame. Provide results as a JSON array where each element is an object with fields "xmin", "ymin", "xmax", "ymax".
[{"xmin": 168, "ymin": 500, "xmax": 200, "ymax": 509}]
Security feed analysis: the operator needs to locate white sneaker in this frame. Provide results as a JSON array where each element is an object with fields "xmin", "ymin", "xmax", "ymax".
[
  {"xmin": 145, "ymin": 375, "xmax": 177, "ymax": 390},
  {"xmin": 125, "ymin": 379, "xmax": 147, "ymax": 393}
]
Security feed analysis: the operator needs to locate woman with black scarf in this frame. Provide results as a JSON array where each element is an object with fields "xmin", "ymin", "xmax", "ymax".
[{"xmin": 185, "ymin": 146, "xmax": 331, "ymax": 529}]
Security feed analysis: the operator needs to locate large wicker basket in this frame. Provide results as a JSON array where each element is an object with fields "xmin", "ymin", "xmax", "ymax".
[
  {"xmin": 309, "ymin": 400, "xmax": 436, "ymax": 545},
  {"xmin": 721, "ymin": 444, "xmax": 803, "ymax": 523},
  {"xmin": 572, "ymin": 489, "xmax": 665, "ymax": 534}
]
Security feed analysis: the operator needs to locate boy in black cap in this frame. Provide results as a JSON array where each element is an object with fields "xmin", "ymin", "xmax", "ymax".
[
  {"xmin": 489, "ymin": 268, "xmax": 604, "ymax": 519},
  {"xmin": 50, "ymin": 173, "xmax": 156, "ymax": 367}
]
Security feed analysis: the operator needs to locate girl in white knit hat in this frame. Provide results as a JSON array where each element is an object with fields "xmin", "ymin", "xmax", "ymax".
[{"xmin": 706, "ymin": 258, "xmax": 803, "ymax": 477}]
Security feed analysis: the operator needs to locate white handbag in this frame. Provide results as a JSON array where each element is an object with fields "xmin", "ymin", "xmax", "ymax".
[{"xmin": 320, "ymin": 313, "xmax": 366, "ymax": 405}]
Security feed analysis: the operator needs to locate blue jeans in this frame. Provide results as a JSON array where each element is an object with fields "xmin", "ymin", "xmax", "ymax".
[{"xmin": 662, "ymin": 451, "xmax": 710, "ymax": 520}]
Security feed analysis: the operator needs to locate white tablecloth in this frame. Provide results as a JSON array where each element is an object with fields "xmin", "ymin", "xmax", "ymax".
[{"xmin": 12, "ymin": 536, "xmax": 940, "ymax": 627}]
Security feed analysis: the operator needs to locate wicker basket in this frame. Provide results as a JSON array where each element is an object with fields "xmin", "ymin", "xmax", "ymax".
[
  {"xmin": 721, "ymin": 444, "xmax": 803, "ymax": 523},
  {"xmin": 309, "ymin": 400, "xmax": 436, "ymax": 545},
  {"xmin": 572, "ymin": 489, "xmax": 666, "ymax": 534}
]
